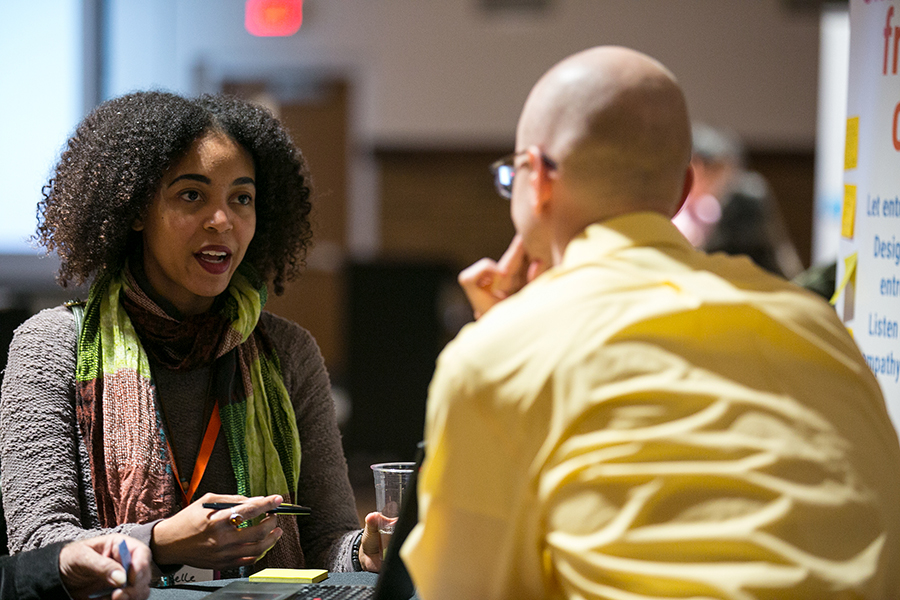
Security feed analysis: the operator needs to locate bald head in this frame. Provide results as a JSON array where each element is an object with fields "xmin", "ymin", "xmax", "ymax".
[{"xmin": 517, "ymin": 46, "xmax": 692, "ymax": 218}]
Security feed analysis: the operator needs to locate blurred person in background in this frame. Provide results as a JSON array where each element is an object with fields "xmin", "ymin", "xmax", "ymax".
[{"xmin": 673, "ymin": 123, "xmax": 803, "ymax": 279}]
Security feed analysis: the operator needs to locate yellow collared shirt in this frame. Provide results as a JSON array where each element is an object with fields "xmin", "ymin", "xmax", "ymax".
[{"xmin": 401, "ymin": 212, "xmax": 900, "ymax": 600}]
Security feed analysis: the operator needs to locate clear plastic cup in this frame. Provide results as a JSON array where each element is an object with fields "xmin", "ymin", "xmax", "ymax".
[{"xmin": 371, "ymin": 462, "xmax": 415, "ymax": 554}]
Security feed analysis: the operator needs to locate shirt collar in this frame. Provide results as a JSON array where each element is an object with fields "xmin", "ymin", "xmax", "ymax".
[{"xmin": 560, "ymin": 211, "xmax": 693, "ymax": 270}]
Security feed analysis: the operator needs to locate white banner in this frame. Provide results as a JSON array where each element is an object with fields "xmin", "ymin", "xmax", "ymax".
[{"xmin": 839, "ymin": 0, "xmax": 900, "ymax": 426}]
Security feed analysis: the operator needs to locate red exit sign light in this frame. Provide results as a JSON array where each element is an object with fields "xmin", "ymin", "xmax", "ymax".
[{"xmin": 245, "ymin": 0, "xmax": 303, "ymax": 37}]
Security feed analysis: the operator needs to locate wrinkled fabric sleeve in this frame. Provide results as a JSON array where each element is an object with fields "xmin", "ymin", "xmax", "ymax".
[{"xmin": 400, "ymin": 342, "xmax": 536, "ymax": 600}]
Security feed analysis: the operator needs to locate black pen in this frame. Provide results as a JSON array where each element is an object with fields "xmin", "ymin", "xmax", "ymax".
[{"xmin": 202, "ymin": 502, "xmax": 311, "ymax": 516}]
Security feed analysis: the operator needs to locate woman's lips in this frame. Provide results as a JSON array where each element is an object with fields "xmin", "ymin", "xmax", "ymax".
[{"xmin": 195, "ymin": 248, "xmax": 232, "ymax": 275}]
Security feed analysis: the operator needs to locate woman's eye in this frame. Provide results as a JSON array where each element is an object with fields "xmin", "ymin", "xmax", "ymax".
[
  {"xmin": 180, "ymin": 190, "xmax": 201, "ymax": 202},
  {"xmin": 235, "ymin": 193, "xmax": 254, "ymax": 206}
]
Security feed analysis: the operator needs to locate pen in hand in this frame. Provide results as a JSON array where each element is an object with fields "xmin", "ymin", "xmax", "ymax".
[
  {"xmin": 88, "ymin": 540, "xmax": 133, "ymax": 598},
  {"xmin": 202, "ymin": 502, "xmax": 311, "ymax": 516}
]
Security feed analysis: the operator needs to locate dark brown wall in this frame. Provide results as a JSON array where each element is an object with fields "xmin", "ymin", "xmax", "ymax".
[
  {"xmin": 221, "ymin": 81, "xmax": 817, "ymax": 377},
  {"xmin": 225, "ymin": 81, "xmax": 349, "ymax": 374},
  {"xmin": 265, "ymin": 82, "xmax": 349, "ymax": 374},
  {"xmin": 377, "ymin": 147, "xmax": 816, "ymax": 271},
  {"xmin": 377, "ymin": 149, "xmax": 516, "ymax": 271}
]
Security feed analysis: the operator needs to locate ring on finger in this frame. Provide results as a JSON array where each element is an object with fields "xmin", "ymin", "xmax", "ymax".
[{"xmin": 229, "ymin": 512, "xmax": 244, "ymax": 528}]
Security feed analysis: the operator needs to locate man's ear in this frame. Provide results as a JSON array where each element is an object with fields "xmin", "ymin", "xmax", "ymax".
[
  {"xmin": 673, "ymin": 164, "xmax": 694, "ymax": 216},
  {"xmin": 528, "ymin": 146, "xmax": 555, "ymax": 216}
]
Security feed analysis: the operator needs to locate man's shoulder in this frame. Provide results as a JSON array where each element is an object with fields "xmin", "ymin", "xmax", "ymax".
[
  {"xmin": 447, "ymin": 250, "xmax": 846, "ymax": 370},
  {"xmin": 439, "ymin": 271, "xmax": 595, "ymax": 379}
]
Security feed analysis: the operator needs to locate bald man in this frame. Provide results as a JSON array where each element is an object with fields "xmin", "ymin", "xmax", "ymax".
[{"xmin": 400, "ymin": 47, "xmax": 900, "ymax": 600}]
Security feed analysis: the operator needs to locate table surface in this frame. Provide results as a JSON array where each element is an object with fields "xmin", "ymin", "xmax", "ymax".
[{"xmin": 149, "ymin": 571, "xmax": 380, "ymax": 599}]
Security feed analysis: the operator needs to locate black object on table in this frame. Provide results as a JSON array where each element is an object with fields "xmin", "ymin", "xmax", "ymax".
[{"xmin": 149, "ymin": 571, "xmax": 381, "ymax": 599}]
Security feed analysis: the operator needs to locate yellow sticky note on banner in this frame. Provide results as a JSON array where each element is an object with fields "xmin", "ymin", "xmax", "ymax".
[
  {"xmin": 830, "ymin": 252, "xmax": 857, "ymax": 306},
  {"xmin": 845, "ymin": 116, "xmax": 859, "ymax": 170},
  {"xmin": 841, "ymin": 184, "xmax": 857, "ymax": 239}
]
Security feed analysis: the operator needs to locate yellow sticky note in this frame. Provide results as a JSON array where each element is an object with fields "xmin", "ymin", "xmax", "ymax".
[
  {"xmin": 845, "ymin": 116, "xmax": 859, "ymax": 170},
  {"xmin": 249, "ymin": 568, "xmax": 328, "ymax": 583},
  {"xmin": 841, "ymin": 184, "xmax": 857, "ymax": 239},
  {"xmin": 830, "ymin": 252, "xmax": 858, "ymax": 306}
]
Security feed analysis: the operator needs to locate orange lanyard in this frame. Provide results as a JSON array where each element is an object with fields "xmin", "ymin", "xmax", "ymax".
[{"xmin": 169, "ymin": 402, "xmax": 221, "ymax": 507}]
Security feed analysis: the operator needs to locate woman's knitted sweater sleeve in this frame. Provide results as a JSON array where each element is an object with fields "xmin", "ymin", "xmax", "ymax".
[{"xmin": 0, "ymin": 306, "xmax": 156, "ymax": 553}]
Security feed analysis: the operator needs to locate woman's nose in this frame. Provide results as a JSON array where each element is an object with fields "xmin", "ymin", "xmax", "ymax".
[{"xmin": 204, "ymin": 204, "xmax": 233, "ymax": 232}]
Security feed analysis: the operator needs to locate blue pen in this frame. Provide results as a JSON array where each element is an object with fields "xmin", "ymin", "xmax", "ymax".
[
  {"xmin": 118, "ymin": 539, "xmax": 132, "ymax": 581},
  {"xmin": 88, "ymin": 540, "xmax": 132, "ymax": 598}
]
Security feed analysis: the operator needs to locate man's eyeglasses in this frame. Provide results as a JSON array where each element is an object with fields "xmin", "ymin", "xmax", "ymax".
[{"xmin": 490, "ymin": 151, "xmax": 558, "ymax": 200}]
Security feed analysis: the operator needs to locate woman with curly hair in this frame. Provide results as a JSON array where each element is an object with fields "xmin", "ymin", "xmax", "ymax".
[{"xmin": 0, "ymin": 91, "xmax": 380, "ymax": 578}]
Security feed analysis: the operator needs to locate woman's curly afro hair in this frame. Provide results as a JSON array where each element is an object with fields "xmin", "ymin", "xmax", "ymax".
[{"xmin": 36, "ymin": 90, "xmax": 312, "ymax": 295}]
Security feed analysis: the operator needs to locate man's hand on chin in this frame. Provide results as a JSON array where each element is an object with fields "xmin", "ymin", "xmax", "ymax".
[{"xmin": 458, "ymin": 235, "xmax": 546, "ymax": 319}]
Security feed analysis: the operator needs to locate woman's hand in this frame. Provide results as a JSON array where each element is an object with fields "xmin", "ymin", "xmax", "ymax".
[
  {"xmin": 359, "ymin": 512, "xmax": 384, "ymax": 572},
  {"xmin": 150, "ymin": 493, "xmax": 284, "ymax": 570}
]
